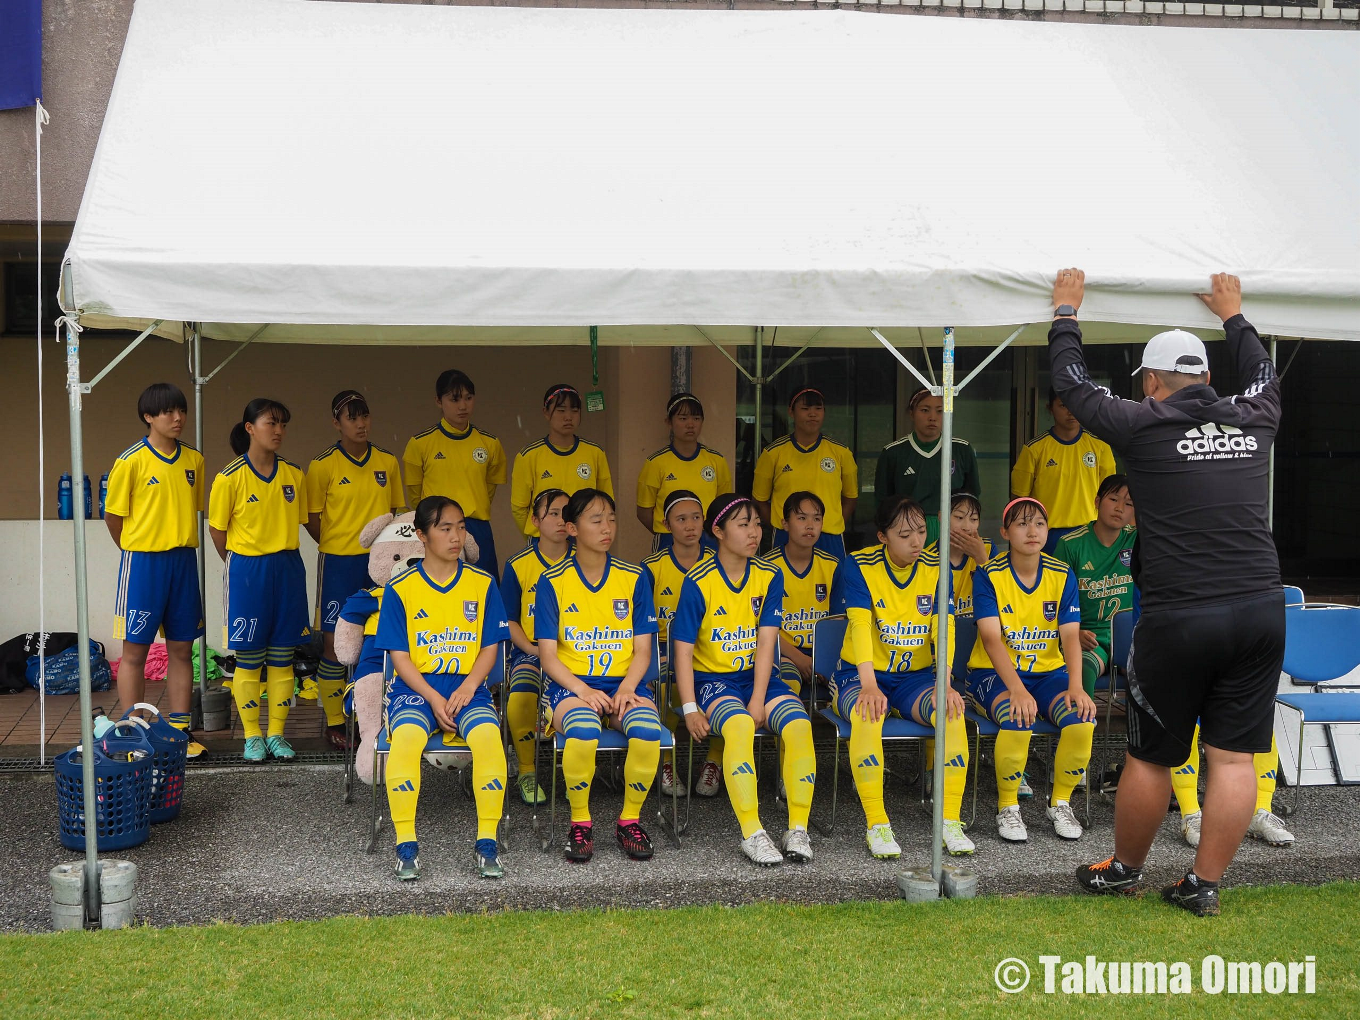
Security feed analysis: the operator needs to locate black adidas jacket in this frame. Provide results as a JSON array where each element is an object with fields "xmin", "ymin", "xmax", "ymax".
[{"xmin": 1049, "ymin": 315, "xmax": 1280, "ymax": 613}]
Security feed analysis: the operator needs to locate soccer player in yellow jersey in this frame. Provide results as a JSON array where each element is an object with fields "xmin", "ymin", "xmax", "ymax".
[
  {"xmin": 966, "ymin": 497, "xmax": 1096, "ymax": 843},
  {"xmin": 672, "ymin": 494, "xmax": 817, "ymax": 866},
  {"xmin": 499, "ymin": 488, "xmax": 570, "ymax": 806},
  {"xmin": 511, "ymin": 384, "xmax": 613, "ymax": 538},
  {"xmin": 752, "ymin": 388, "xmax": 858, "ymax": 559},
  {"xmin": 305, "ymin": 390, "xmax": 404, "ymax": 747},
  {"xmin": 208, "ymin": 399, "xmax": 310, "ymax": 763},
  {"xmin": 636, "ymin": 393, "xmax": 732, "ymax": 551},
  {"xmin": 1010, "ymin": 388, "xmax": 1116, "ymax": 553},
  {"xmin": 402, "ymin": 370, "xmax": 506, "ymax": 575},
  {"xmin": 939, "ymin": 493, "xmax": 995, "ymax": 620},
  {"xmin": 104, "ymin": 383, "xmax": 207, "ymax": 757},
  {"xmin": 642, "ymin": 490, "xmax": 715, "ymax": 797},
  {"xmin": 762, "ymin": 492, "xmax": 838, "ymax": 690},
  {"xmin": 833, "ymin": 495, "xmax": 971, "ymax": 857},
  {"xmin": 376, "ymin": 496, "xmax": 510, "ymax": 881},
  {"xmin": 536, "ymin": 490, "xmax": 661, "ymax": 862}
]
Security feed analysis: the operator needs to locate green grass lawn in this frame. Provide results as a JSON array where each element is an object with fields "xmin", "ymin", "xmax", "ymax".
[{"xmin": 3, "ymin": 883, "xmax": 1357, "ymax": 1019}]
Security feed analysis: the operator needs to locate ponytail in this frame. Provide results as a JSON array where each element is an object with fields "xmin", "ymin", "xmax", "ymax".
[{"xmin": 231, "ymin": 398, "xmax": 291, "ymax": 456}]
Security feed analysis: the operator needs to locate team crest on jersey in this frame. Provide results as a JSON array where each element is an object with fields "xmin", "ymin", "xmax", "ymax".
[
  {"xmin": 751, "ymin": 595, "xmax": 763, "ymax": 614},
  {"xmin": 473, "ymin": 447, "xmax": 488, "ymax": 464},
  {"xmin": 814, "ymin": 583, "xmax": 827, "ymax": 603},
  {"xmin": 701, "ymin": 466, "xmax": 715, "ymax": 482},
  {"xmin": 917, "ymin": 595, "xmax": 934, "ymax": 616},
  {"xmin": 463, "ymin": 600, "xmax": 479, "ymax": 623},
  {"xmin": 184, "ymin": 469, "xmax": 195, "ymax": 486},
  {"xmin": 613, "ymin": 598, "xmax": 630, "ymax": 621},
  {"xmin": 282, "ymin": 485, "xmax": 296, "ymax": 503},
  {"xmin": 1083, "ymin": 451, "xmax": 1097, "ymax": 468},
  {"xmin": 820, "ymin": 457, "xmax": 836, "ymax": 473},
  {"xmin": 1042, "ymin": 600, "xmax": 1057, "ymax": 622},
  {"xmin": 576, "ymin": 463, "xmax": 592, "ymax": 480},
  {"xmin": 1119, "ymin": 549, "xmax": 1132, "ymax": 567},
  {"xmin": 373, "ymin": 471, "xmax": 387, "ymax": 486}
]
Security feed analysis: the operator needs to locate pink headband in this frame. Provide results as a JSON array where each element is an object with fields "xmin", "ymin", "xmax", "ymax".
[
  {"xmin": 788, "ymin": 387, "xmax": 823, "ymax": 409},
  {"xmin": 544, "ymin": 385, "xmax": 579, "ymax": 409},
  {"xmin": 1003, "ymin": 496, "xmax": 1047, "ymax": 521},
  {"xmin": 712, "ymin": 496, "xmax": 751, "ymax": 523}
]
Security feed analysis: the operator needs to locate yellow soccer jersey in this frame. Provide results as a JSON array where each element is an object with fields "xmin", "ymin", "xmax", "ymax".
[
  {"xmin": 104, "ymin": 439, "xmax": 205, "ymax": 551},
  {"xmin": 761, "ymin": 546, "xmax": 839, "ymax": 653},
  {"xmin": 834, "ymin": 547, "xmax": 950, "ymax": 673},
  {"xmin": 375, "ymin": 562, "xmax": 508, "ymax": 675},
  {"xmin": 643, "ymin": 547, "xmax": 713, "ymax": 644},
  {"xmin": 928, "ymin": 537, "xmax": 996, "ymax": 619},
  {"xmin": 1009, "ymin": 429, "xmax": 1117, "ymax": 530},
  {"xmin": 751, "ymin": 434, "xmax": 859, "ymax": 535},
  {"xmin": 207, "ymin": 455, "xmax": 309, "ymax": 556},
  {"xmin": 636, "ymin": 444, "xmax": 732, "ymax": 533},
  {"xmin": 511, "ymin": 437, "xmax": 614, "ymax": 537},
  {"xmin": 534, "ymin": 556, "xmax": 657, "ymax": 679},
  {"xmin": 968, "ymin": 552, "xmax": 1081, "ymax": 673},
  {"xmin": 671, "ymin": 557, "xmax": 784, "ymax": 677},
  {"xmin": 499, "ymin": 541, "xmax": 568, "ymax": 645},
  {"xmin": 402, "ymin": 422, "xmax": 505, "ymax": 521},
  {"xmin": 306, "ymin": 443, "xmax": 404, "ymax": 555}
]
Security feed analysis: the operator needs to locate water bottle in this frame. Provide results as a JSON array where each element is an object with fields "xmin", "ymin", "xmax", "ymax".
[
  {"xmin": 58, "ymin": 474, "xmax": 73, "ymax": 520},
  {"xmin": 98, "ymin": 474, "xmax": 109, "ymax": 518},
  {"xmin": 82, "ymin": 474, "xmax": 93, "ymax": 520}
]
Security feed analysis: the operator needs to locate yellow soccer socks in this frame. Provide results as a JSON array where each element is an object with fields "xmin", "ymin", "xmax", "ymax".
[
  {"xmin": 386, "ymin": 723, "xmax": 426, "ymax": 845},
  {"xmin": 769, "ymin": 699, "xmax": 815, "ymax": 831},
  {"xmin": 619, "ymin": 704, "xmax": 663, "ymax": 821},
  {"xmin": 995, "ymin": 730, "xmax": 1031, "ymax": 810},
  {"xmin": 713, "ymin": 704, "xmax": 761, "ymax": 838},
  {"xmin": 230, "ymin": 649, "xmax": 266, "ymax": 740},
  {"xmin": 560, "ymin": 705, "xmax": 601, "ymax": 823},
  {"xmin": 465, "ymin": 719, "xmax": 508, "ymax": 841},
  {"xmin": 1172, "ymin": 724, "xmax": 1202, "ymax": 815}
]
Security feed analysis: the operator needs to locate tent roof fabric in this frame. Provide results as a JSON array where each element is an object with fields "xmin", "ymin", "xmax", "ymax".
[{"xmin": 63, "ymin": 0, "xmax": 1360, "ymax": 344}]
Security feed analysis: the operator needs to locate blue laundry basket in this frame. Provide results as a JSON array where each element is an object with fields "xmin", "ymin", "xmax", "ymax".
[
  {"xmin": 121, "ymin": 704, "xmax": 189, "ymax": 823},
  {"xmin": 55, "ymin": 723, "xmax": 154, "ymax": 852}
]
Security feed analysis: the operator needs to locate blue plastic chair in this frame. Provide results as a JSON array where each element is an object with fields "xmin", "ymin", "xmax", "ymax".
[
  {"xmin": 537, "ymin": 637, "xmax": 680, "ymax": 852},
  {"xmin": 1283, "ymin": 585, "xmax": 1304, "ymax": 607},
  {"xmin": 809, "ymin": 616, "xmax": 934, "ymax": 836},
  {"xmin": 367, "ymin": 643, "xmax": 511, "ymax": 853},
  {"xmin": 1275, "ymin": 603, "xmax": 1360, "ymax": 814}
]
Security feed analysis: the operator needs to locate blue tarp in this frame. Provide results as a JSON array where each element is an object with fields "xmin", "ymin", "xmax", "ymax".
[{"xmin": 0, "ymin": 0, "xmax": 42, "ymax": 110}]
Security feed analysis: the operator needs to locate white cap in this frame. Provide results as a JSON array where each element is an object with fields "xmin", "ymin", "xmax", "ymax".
[{"xmin": 1133, "ymin": 329, "xmax": 1208, "ymax": 376}]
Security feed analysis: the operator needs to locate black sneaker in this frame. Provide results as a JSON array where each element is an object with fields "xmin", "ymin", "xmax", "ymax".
[
  {"xmin": 1076, "ymin": 855, "xmax": 1143, "ymax": 895},
  {"xmin": 616, "ymin": 821, "xmax": 654, "ymax": 860},
  {"xmin": 564, "ymin": 822, "xmax": 594, "ymax": 863},
  {"xmin": 1161, "ymin": 871, "xmax": 1220, "ymax": 916}
]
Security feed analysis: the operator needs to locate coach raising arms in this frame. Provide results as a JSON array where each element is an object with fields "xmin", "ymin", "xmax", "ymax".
[{"xmin": 1052, "ymin": 270, "xmax": 1285, "ymax": 917}]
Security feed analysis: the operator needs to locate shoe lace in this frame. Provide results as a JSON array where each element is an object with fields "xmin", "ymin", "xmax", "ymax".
[
  {"xmin": 702, "ymin": 761, "xmax": 721, "ymax": 781},
  {"xmin": 619, "ymin": 821, "xmax": 646, "ymax": 844},
  {"xmin": 569, "ymin": 824, "xmax": 592, "ymax": 846},
  {"xmin": 1088, "ymin": 856, "xmax": 1115, "ymax": 873}
]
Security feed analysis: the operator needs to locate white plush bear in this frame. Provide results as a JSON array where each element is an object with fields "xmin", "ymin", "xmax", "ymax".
[{"xmin": 333, "ymin": 511, "xmax": 478, "ymax": 784}]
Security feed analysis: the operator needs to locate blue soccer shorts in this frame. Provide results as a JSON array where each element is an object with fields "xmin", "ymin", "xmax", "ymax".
[
  {"xmin": 222, "ymin": 549, "xmax": 308, "ymax": 651},
  {"xmin": 114, "ymin": 546, "xmax": 204, "ymax": 644},
  {"xmin": 314, "ymin": 552, "xmax": 372, "ymax": 634}
]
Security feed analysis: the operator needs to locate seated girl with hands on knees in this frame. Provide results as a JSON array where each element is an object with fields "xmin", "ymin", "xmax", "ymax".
[
  {"xmin": 375, "ymin": 496, "xmax": 510, "ymax": 882},
  {"xmin": 832, "ymin": 495, "xmax": 972, "ymax": 859},
  {"xmin": 965, "ymin": 496, "xmax": 1096, "ymax": 845},
  {"xmin": 642, "ymin": 489, "xmax": 715, "ymax": 798},
  {"xmin": 671, "ymin": 494, "xmax": 818, "ymax": 867},
  {"xmin": 535, "ymin": 489, "xmax": 663, "ymax": 864},
  {"xmin": 500, "ymin": 488, "xmax": 572, "ymax": 806}
]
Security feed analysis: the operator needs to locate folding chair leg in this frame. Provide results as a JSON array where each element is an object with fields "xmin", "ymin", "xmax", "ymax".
[
  {"xmin": 343, "ymin": 711, "xmax": 355, "ymax": 805},
  {"xmin": 367, "ymin": 745, "xmax": 382, "ymax": 854},
  {"xmin": 541, "ymin": 744, "xmax": 560, "ymax": 853},
  {"xmin": 966, "ymin": 727, "xmax": 981, "ymax": 830},
  {"xmin": 679, "ymin": 732, "xmax": 695, "ymax": 836},
  {"xmin": 811, "ymin": 734, "xmax": 841, "ymax": 837},
  {"xmin": 1290, "ymin": 710, "xmax": 1305, "ymax": 818}
]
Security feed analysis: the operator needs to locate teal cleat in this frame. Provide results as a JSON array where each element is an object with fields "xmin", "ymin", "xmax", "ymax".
[
  {"xmin": 266, "ymin": 735, "xmax": 296, "ymax": 761},
  {"xmin": 476, "ymin": 839, "xmax": 504, "ymax": 879},
  {"xmin": 243, "ymin": 736, "xmax": 267, "ymax": 762}
]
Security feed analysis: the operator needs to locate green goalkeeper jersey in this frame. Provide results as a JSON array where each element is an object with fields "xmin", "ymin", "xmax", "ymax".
[{"xmin": 1054, "ymin": 524, "xmax": 1138, "ymax": 646}]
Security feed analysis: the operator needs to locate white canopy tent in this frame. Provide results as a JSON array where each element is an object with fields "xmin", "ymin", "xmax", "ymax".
[{"xmin": 56, "ymin": 0, "xmax": 1359, "ymax": 916}]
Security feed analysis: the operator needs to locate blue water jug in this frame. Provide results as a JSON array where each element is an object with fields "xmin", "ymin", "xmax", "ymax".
[
  {"xmin": 58, "ymin": 473, "xmax": 73, "ymax": 520},
  {"xmin": 98, "ymin": 474, "xmax": 109, "ymax": 518},
  {"xmin": 83, "ymin": 474, "xmax": 93, "ymax": 520}
]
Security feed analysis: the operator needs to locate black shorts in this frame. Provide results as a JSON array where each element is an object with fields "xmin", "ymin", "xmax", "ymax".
[{"xmin": 1125, "ymin": 591, "xmax": 1284, "ymax": 767}]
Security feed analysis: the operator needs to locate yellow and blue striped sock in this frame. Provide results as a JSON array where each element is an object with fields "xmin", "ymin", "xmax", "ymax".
[
  {"xmin": 1051, "ymin": 722, "xmax": 1094, "ymax": 805},
  {"xmin": 1255, "ymin": 736, "xmax": 1279, "ymax": 815},
  {"xmin": 507, "ymin": 662, "xmax": 541, "ymax": 776},
  {"xmin": 713, "ymin": 702, "xmax": 760, "ymax": 838},
  {"xmin": 230, "ymin": 649, "xmax": 266, "ymax": 739},
  {"xmin": 315, "ymin": 658, "xmax": 348, "ymax": 726},
  {"xmin": 264, "ymin": 648, "xmax": 295, "ymax": 740},
  {"xmin": 464, "ymin": 716, "xmax": 508, "ymax": 841},
  {"xmin": 620, "ymin": 704, "xmax": 662, "ymax": 820},
  {"xmin": 561, "ymin": 706, "xmax": 601, "ymax": 823},
  {"xmin": 769, "ymin": 698, "xmax": 815, "ymax": 830},
  {"xmin": 994, "ymin": 730, "xmax": 1031, "ymax": 811}
]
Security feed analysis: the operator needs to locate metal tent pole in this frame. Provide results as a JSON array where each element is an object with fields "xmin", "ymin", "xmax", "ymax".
[
  {"xmin": 193, "ymin": 327, "xmax": 208, "ymax": 716},
  {"xmin": 753, "ymin": 327, "xmax": 764, "ymax": 459},
  {"xmin": 929, "ymin": 327, "xmax": 955, "ymax": 885},
  {"xmin": 1268, "ymin": 338, "xmax": 1276, "ymax": 531},
  {"xmin": 63, "ymin": 317, "xmax": 101, "ymax": 920}
]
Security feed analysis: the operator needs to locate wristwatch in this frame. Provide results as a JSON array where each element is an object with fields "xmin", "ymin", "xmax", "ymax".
[{"xmin": 1054, "ymin": 304, "xmax": 1078, "ymax": 319}]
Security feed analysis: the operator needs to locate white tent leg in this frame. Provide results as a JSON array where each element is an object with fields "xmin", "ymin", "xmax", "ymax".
[
  {"xmin": 64, "ymin": 317, "xmax": 101, "ymax": 921},
  {"xmin": 929, "ymin": 327, "xmax": 956, "ymax": 885},
  {"xmin": 193, "ymin": 327, "xmax": 208, "ymax": 720}
]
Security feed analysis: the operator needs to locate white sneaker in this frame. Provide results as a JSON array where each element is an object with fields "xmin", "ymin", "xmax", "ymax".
[
  {"xmin": 1075, "ymin": 770, "xmax": 1087, "ymax": 790},
  {"xmin": 694, "ymin": 760, "xmax": 723, "ymax": 798},
  {"xmin": 1181, "ymin": 810, "xmax": 1202, "ymax": 848},
  {"xmin": 659, "ymin": 760, "xmax": 681, "ymax": 797},
  {"xmin": 1246, "ymin": 809, "xmax": 1296, "ymax": 847},
  {"xmin": 996, "ymin": 805, "xmax": 1028, "ymax": 843},
  {"xmin": 866, "ymin": 823, "xmax": 901, "ymax": 859},
  {"xmin": 781, "ymin": 826, "xmax": 813, "ymax": 863},
  {"xmin": 741, "ymin": 828, "xmax": 784, "ymax": 866},
  {"xmin": 1047, "ymin": 800, "xmax": 1084, "ymax": 840},
  {"xmin": 943, "ymin": 819, "xmax": 975, "ymax": 855},
  {"xmin": 1017, "ymin": 774, "xmax": 1034, "ymax": 800}
]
